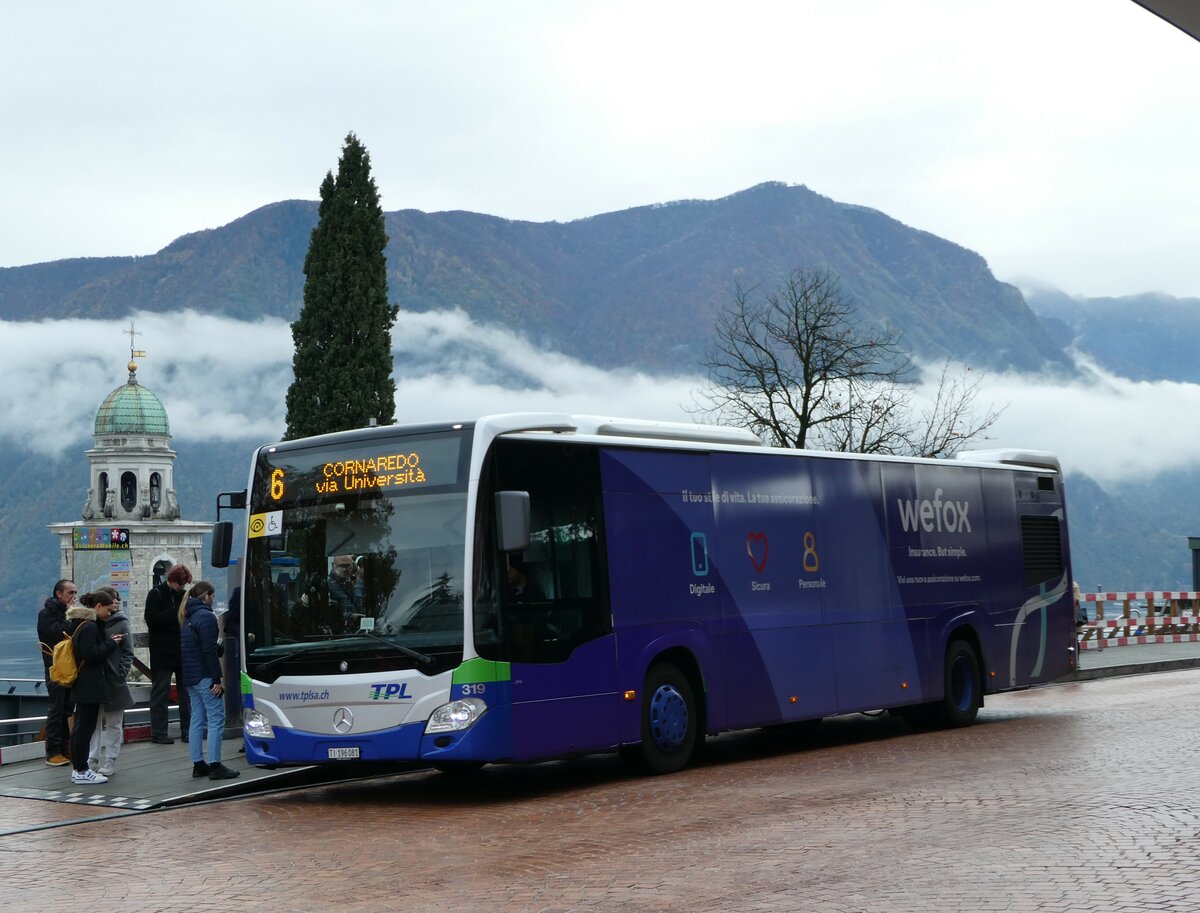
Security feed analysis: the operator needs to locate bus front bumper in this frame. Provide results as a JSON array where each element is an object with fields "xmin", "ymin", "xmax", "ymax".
[{"xmin": 243, "ymin": 700, "xmax": 512, "ymax": 768}]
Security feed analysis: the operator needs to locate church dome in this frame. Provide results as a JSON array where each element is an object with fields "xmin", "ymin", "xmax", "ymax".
[{"xmin": 94, "ymin": 362, "xmax": 171, "ymax": 436}]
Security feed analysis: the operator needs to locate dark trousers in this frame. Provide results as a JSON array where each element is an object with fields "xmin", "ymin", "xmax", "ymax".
[
  {"xmin": 44, "ymin": 678, "xmax": 73, "ymax": 758},
  {"xmin": 149, "ymin": 661, "xmax": 190, "ymax": 739},
  {"xmin": 70, "ymin": 702, "xmax": 100, "ymax": 772}
]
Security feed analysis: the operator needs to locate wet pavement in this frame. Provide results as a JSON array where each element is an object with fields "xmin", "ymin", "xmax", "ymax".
[
  {"xmin": 0, "ymin": 730, "xmax": 415, "ymax": 814},
  {"xmin": 1074, "ymin": 636, "xmax": 1200, "ymax": 678},
  {"xmin": 1, "ymin": 640, "xmax": 1198, "ymax": 913}
]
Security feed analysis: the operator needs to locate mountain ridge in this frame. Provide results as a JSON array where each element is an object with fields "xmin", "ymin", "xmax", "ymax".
[{"xmin": 0, "ymin": 182, "xmax": 1073, "ymax": 375}]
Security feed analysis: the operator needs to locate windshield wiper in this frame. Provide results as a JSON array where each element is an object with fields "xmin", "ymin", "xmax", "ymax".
[
  {"xmin": 357, "ymin": 631, "xmax": 436, "ymax": 669},
  {"xmin": 253, "ymin": 642, "xmax": 343, "ymax": 677}
]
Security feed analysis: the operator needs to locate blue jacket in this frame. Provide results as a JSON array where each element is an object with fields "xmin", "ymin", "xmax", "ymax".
[{"xmin": 180, "ymin": 597, "xmax": 222, "ymax": 687}]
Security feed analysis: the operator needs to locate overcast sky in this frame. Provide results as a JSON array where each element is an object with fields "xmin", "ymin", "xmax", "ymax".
[{"xmin": 2, "ymin": 1, "xmax": 1198, "ymax": 298}]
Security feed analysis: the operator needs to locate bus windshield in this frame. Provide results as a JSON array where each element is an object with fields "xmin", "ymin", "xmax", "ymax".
[{"xmin": 242, "ymin": 428, "xmax": 471, "ymax": 679}]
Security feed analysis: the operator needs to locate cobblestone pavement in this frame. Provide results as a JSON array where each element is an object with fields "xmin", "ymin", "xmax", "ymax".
[{"xmin": 2, "ymin": 670, "xmax": 1199, "ymax": 913}]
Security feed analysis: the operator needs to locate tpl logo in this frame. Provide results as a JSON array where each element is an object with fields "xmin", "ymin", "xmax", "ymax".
[{"xmin": 369, "ymin": 683, "xmax": 413, "ymax": 701}]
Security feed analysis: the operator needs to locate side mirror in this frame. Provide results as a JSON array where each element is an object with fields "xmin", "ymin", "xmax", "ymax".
[
  {"xmin": 495, "ymin": 491, "xmax": 530, "ymax": 553},
  {"xmin": 212, "ymin": 521, "xmax": 234, "ymax": 568}
]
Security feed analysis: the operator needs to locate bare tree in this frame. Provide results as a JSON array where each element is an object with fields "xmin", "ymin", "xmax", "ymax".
[
  {"xmin": 905, "ymin": 361, "xmax": 1005, "ymax": 458},
  {"xmin": 696, "ymin": 268, "xmax": 1004, "ymax": 456}
]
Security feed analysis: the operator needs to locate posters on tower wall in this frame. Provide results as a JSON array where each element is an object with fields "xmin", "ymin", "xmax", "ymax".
[{"xmin": 71, "ymin": 527, "xmax": 131, "ymax": 603}]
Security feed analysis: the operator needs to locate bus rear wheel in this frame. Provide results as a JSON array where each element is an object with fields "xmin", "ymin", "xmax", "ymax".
[
  {"xmin": 936, "ymin": 639, "xmax": 982, "ymax": 728},
  {"xmin": 628, "ymin": 663, "xmax": 699, "ymax": 775}
]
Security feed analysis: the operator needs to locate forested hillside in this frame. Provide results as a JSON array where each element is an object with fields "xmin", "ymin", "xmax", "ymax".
[
  {"xmin": 0, "ymin": 183, "xmax": 1072, "ymax": 374},
  {"xmin": 1025, "ymin": 287, "xmax": 1200, "ymax": 383}
]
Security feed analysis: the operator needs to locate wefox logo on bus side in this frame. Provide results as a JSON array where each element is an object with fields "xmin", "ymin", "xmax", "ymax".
[{"xmin": 896, "ymin": 489, "xmax": 972, "ymax": 533}]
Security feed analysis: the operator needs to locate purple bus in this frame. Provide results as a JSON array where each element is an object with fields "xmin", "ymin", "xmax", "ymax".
[{"xmin": 213, "ymin": 413, "xmax": 1075, "ymax": 775}]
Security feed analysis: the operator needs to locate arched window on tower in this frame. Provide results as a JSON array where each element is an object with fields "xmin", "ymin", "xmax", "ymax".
[
  {"xmin": 120, "ymin": 471, "xmax": 137, "ymax": 512},
  {"xmin": 150, "ymin": 473, "xmax": 162, "ymax": 512},
  {"xmin": 97, "ymin": 472, "xmax": 108, "ymax": 509},
  {"xmin": 152, "ymin": 559, "xmax": 173, "ymax": 588}
]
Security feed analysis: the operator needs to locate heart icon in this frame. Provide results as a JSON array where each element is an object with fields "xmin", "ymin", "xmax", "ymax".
[{"xmin": 745, "ymin": 532, "xmax": 769, "ymax": 573}]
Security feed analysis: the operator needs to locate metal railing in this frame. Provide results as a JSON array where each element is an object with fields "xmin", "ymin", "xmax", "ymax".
[{"xmin": 0, "ymin": 677, "xmax": 163, "ymax": 749}]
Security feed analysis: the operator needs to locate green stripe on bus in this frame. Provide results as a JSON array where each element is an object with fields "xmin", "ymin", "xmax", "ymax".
[{"xmin": 453, "ymin": 657, "xmax": 511, "ymax": 684}]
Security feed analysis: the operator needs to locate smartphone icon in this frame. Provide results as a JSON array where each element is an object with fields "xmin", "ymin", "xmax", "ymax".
[{"xmin": 691, "ymin": 532, "xmax": 709, "ymax": 577}]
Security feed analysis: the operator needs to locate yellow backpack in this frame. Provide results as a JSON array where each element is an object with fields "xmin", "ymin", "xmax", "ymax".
[{"xmin": 40, "ymin": 626, "xmax": 85, "ymax": 687}]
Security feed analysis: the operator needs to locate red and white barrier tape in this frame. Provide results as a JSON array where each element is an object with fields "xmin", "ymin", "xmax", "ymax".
[
  {"xmin": 1082, "ymin": 592, "xmax": 1200, "ymax": 602},
  {"xmin": 1078, "ymin": 632, "xmax": 1200, "ymax": 651},
  {"xmin": 1085, "ymin": 616, "xmax": 1200, "ymax": 627}
]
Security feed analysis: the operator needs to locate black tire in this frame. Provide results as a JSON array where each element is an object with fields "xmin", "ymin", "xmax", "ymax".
[
  {"xmin": 628, "ymin": 662, "xmax": 699, "ymax": 775},
  {"xmin": 936, "ymin": 639, "xmax": 982, "ymax": 728}
]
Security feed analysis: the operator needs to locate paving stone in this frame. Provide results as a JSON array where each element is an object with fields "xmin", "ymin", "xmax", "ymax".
[{"xmin": 2, "ymin": 669, "xmax": 1200, "ymax": 911}]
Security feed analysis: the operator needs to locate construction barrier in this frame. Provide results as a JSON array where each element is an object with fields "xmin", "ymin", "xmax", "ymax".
[{"xmin": 1077, "ymin": 591, "xmax": 1200, "ymax": 650}]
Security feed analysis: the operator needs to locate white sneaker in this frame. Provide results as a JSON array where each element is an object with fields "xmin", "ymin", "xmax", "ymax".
[
  {"xmin": 97, "ymin": 763, "xmax": 116, "ymax": 777},
  {"xmin": 71, "ymin": 769, "xmax": 108, "ymax": 785},
  {"xmin": 88, "ymin": 758, "xmax": 100, "ymax": 772}
]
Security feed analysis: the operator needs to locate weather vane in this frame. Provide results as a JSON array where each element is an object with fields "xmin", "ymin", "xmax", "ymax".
[{"xmin": 125, "ymin": 319, "xmax": 147, "ymax": 377}]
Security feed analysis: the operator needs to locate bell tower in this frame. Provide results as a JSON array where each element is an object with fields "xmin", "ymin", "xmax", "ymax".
[{"xmin": 48, "ymin": 324, "xmax": 212, "ymax": 659}]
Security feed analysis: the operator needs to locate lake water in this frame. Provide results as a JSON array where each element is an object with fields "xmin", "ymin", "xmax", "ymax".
[{"xmin": 1, "ymin": 612, "xmax": 48, "ymax": 680}]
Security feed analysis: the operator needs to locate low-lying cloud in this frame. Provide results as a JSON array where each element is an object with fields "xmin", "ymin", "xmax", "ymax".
[{"xmin": 2, "ymin": 310, "xmax": 1194, "ymax": 488}]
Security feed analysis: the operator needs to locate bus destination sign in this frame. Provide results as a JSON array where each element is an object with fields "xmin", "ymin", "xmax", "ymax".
[
  {"xmin": 254, "ymin": 432, "xmax": 465, "ymax": 513},
  {"xmin": 314, "ymin": 452, "xmax": 427, "ymax": 494},
  {"xmin": 270, "ymin": 452, "xmax": 430, "ymax": 502}
]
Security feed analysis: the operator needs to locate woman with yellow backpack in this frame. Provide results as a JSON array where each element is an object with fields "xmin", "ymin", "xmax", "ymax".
[{"xmin": 65, "ymin": 591, "xmax": 124, "ymax": 786}]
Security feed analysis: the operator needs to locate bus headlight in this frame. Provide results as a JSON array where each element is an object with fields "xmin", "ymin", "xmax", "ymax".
[
  {"xmin": 425, "ymin": 698, "xmax": 487, "ymax": 734},
  {"xmin": 243, "ymin": 709, "xmax": 275, "ymax": 739}
]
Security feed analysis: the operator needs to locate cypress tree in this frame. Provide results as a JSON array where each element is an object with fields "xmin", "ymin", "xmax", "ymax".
[{"xmin": 284, "ymin": 132, "xmax": 398, "ymax": 440}]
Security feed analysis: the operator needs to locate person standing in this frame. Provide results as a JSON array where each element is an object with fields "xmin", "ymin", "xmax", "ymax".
[
  {"xmin": 328, "ymin": 554, "xmax": 364, "ymax": 631},
  {"xmin": 37, "ymin": 578, "xmax": 77, "ymax": 766},
  {"xmin": 180, "ymin": 580, "xmax": 239, "ymax": 780},
  {"xmin": 66, "ymin": 592, "xmax": 123, "ymax": 786},
  {"xmin": 145, "ymin": 563, "xmax": 192, "ymax": 744},
  {"xmin": 88, "ymin": 587, "xmax": 134, "ymax": 778}
]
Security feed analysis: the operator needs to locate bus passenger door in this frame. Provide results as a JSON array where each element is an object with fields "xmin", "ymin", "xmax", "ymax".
[{"xmin": 489, "ymin": 440, "xmax": 619, "ymax": 760}]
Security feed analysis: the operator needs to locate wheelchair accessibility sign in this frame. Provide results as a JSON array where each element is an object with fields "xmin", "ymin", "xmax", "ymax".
[{"xmin": 248, "ymin": 510, "xmax": 283, "ymax": 539}]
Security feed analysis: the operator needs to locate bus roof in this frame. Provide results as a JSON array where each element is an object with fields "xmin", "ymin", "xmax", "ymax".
[
  {"xmin": 478, "ymin": 414, "xmax": 1062, "ymax": 474},
  {"xmin": 476, "ymin": 413, "xmax": 762, "ymax": 447},
  {"xmin": 261, "ymin": 414, "xmax": 1061, "ymax": 476},
  {"xmin": 955, "ymin": 449, "xmax": 1063, "ymax": 474}
]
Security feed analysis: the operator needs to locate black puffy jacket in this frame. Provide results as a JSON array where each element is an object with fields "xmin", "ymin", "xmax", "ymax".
[
  {"xmin": 37, "ymin": 596, "xmax": 70, "ymax": 677},
  {"xmin": 65, "ymin": 605, "xmax": 117, "ymax": 705},
  {"xmin": 144, "ymin": 581, "xmax": 184, "ymax": 667}
]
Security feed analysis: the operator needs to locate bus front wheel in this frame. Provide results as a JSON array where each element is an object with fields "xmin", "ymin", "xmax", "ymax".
[{"xmin": 628, "ymin": 663, "xmax": 699, "ymax": 775}]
